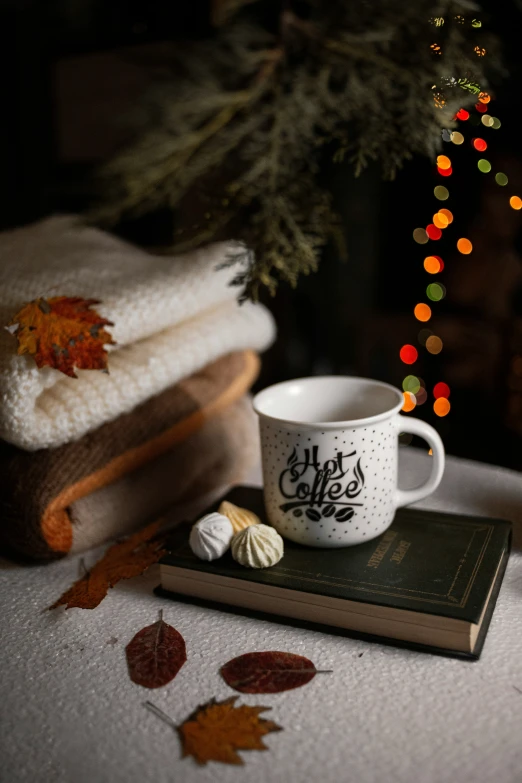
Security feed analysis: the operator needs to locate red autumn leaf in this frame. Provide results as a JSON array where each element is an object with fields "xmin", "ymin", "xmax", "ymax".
[
  {"xmin": 126, "ymin": 611, "xmax": 187, "ymax": 689},
  {"xmin": 7, "ymin": 296, "xmax": 114, "ymax": 378},
  {"xmin": 49, "ymin": 520, "xmax": 166, "ymax": 610},
  {"xmin": 220, "ymin": 651, "xmax": 330, "ymax": 694}
]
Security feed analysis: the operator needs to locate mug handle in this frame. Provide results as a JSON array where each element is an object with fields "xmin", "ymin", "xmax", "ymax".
[{"xmin": 393, "ymin": 415, "xmax": 445, "ymax": 508}]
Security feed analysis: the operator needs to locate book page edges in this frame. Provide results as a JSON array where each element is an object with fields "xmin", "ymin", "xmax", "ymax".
[
  {"xmin": 161, "ymin": 566, "xmax": 473, "ymax": 652},
  {"xmin": 469, "ymin": 551, "xmax": 504, "ymax": 652}
]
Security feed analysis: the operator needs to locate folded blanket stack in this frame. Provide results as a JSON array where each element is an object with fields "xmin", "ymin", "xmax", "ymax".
[{"xmin": 0, "ymin": 217, "xmax": 275, "ymax": 560}]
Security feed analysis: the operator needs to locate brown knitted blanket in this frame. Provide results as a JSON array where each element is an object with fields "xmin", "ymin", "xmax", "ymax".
[{"xmin": 0, "ymin": 351, "xmax": 259, "ymax": 561}]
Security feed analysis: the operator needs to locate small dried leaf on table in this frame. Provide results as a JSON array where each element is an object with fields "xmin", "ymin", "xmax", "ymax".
[
  {"xmin": 221, "ymin": 650, "xmax": 329, "ymax": 693},
  {"xmin": 7, "ymin": 296, "xmax": 114, "ymax": 378},
  {"xmin": 178, "ymin": 696, "xmax": 282, "ymax": 766},
  {"xmin": 126, "ymin": 611, "xmax": 187, "ymax": 688},
  {"xmin": 49, "ymin": 520, "xmax": 166, "ymax": 610}
]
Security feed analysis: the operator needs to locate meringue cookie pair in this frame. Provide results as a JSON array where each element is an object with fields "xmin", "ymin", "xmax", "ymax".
[{"xmin": 188, "ymin": 501, "xmax": 284, "ymax": 569}]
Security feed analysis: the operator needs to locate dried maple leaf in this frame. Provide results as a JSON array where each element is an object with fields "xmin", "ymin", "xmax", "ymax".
[
  {"xmin": 49, "ymin": 520, "xmax": 166, "ymax": 610},
  {"xmin": 126, "ymin": 610, "xmax": 187, "ymax": 688},
  {"xmin": 177, "ymin": 696, "xmax": 282, "ymax": 765},
  {"xmin": 7, "ymin": 296, "xmax": 114, "ymax": 378},
  {"xmin": 220, "ymin": 651, "xmax": 331, "ymax": 694}
]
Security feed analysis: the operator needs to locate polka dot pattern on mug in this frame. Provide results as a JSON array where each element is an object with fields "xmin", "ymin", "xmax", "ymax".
[{"xmin": 260, "ymin": 419, "xmax": 397, "ymax": 548}]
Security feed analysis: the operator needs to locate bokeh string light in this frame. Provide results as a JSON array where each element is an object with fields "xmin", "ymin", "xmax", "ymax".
[
  {"xmin": 433, "ymin": 212, "xmax": 449, "ymax": 228},
  {"xmin": 424, "ymin": 255, "xmax": 443, "ymax": 273},
  {"xmin": 434, "ymin": 397, "xmax": 451, "ymax": 417},
  {"xmin": 426, "ymin": 282, "xmax": 446, "ymax": 301},
  {"xmin": 472, "ymin": 138, "xmax": 487, "ymax": 151},
  {"xmin": 400, "ymin": 344, "xmax": 418, "ymax": 364},
  {"xmin": 457, "ymin": 237, "xmax": 473, "ymax": 254},
  {"xmin": 426, "ymin": 223, "xmax": 443, "ymax": 240},
  {"xmin": 413, "ymin": 227, "xmax": 429, "ymax": 244},
  {"xmin": 401, "ymin": 13, "xmax": 485, "ymax": 419},
  {"xmin": 434, "ymin": 185, "xmax": 449, "ymax": 200},
  {"xmin": 402, "ymin": 14, "xmax": 522, "ymax": 427},
  {"xmin": 433, "ymin": 382, "xmax": 451, "ymax": 399},
  {"xmin": 414, "ymin": 303, "xmax": 432, "ymax": 321}
]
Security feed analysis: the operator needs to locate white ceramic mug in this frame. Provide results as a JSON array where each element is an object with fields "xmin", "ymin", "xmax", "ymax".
[{"xmin": 253, "ymin": 376, "xmax": 445, "ymax": 548}]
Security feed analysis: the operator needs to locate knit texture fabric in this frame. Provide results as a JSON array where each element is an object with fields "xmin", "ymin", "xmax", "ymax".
[
  {"xmin": 0, "ymin": 216, "xmax": 275, "ymax": 450},
  {"xmin": 70, "ymin": 394, "xmax": 259, "ymax": 554},
  {"xmin": 0, "ymin": 351, "xmax": 259, "ymax": 561}
]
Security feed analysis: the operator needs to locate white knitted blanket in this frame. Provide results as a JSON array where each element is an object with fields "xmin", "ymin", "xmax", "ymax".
[{"xmin": 0, "ymin": 216, "xmax": 275, "ymax": 451}]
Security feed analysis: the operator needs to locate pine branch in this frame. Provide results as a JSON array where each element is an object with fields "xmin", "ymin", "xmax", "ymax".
[{"xmin": 87, "ymin": 1, "xmax": 500, "ymax": 298}]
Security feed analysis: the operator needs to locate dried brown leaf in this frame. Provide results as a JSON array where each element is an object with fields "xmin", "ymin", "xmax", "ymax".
[
  {"xmin": 178, "ymin": 696, "xmax": 282, "ymax": 765},
  {"xmin": 49, "ymin": 521, "xmax": 166, "ymax": 610}
]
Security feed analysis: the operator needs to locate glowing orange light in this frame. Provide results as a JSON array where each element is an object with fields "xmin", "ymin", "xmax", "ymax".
[
  {"xmin": 472, "ymin": 138, "xmax": 487, "ymax": 151},
  {"xmin": 510, "ymin": 196, "xmax": 522, "ymax": 211},
  {"xmin": 457, "ymin": 238, "xmax": 473, "ymax": 254},
  {"xmin": 437, "ymin": 166, "xmax": 452, "ymax": 177},
  {"xmin": 414, "ymin": 303, "xmax": 432, "ymax": 322},
  {"xmin": 426, "ymin": 335, "xmax": 443, "ymax": 355},
  {"xmin": 433, "ymin": 212, "xmax": 449, "ymax": 229},
  {"xmin": 402, "ymin": 392, "xmax": 416, "ymax": 412},
  {"xmin": 428, "ymin": 448, "xmax": 433, "ymax": 456},
  {"xmin": 456, "ymin": 108, "xmax": 469, "ymax": 120},
  {"xmin": 433, "ymin": 382, "xmax": 451, "ymax": 399},
  {"xmin": 424, "ymin": 256, "xmax": 441, "ymax": 274},
  {"xmin": 478, "ymin": 92, "xmax": 491, "ymax": 104},
  {"xmin": 438, "ymin": 208, "xmax": 453, "ymax": 224},
  {"xmin": 434, "ymin": 397, "xmax": 451, "ymax": 417},
  {"xmin": 426, "ymin": 224, "xmax": 442, "ymax": 240},
  {"xmin": 400, "ymin": 345, "xmax": 418, "ymax": 365},
  {"xmin": 475, "ymin": 102, "xmax": 488, "ymax": 113},
  {"xmin": 437, "ymin": 155, "xmax": 451, "ymax": 170}
]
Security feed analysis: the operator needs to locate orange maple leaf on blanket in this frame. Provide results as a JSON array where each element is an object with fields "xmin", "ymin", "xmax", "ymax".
[{"xmin": 7, "ymin": 296, "xmax": 114, "ymax": 378}]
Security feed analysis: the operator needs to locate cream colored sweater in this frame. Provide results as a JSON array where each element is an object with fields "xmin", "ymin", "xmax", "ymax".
[{"xmin": 0, "ymin": 216, "xmax": 275, "ymax": 450}]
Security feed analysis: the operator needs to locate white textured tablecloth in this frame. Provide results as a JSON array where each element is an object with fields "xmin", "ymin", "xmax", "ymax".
[{"xmin": 1, "ymin": 448, "xmax": 521, "ymax": 783}]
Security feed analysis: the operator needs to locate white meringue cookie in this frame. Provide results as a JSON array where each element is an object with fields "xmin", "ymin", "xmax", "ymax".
[
  {"xmin": 189, "ymin": 512, "xmax": 234, "ymax": 561},
  {"xmin": 231, "ymin": 524, "xmax": 284, "ymax": 569}
]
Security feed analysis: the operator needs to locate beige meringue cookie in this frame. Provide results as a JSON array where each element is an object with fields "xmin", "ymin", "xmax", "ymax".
[
  {"xmin": 218, "ymin": 500, "xmax": 261, "ymax": 534},
  {"xmin": 189, "ymin": 512, "xmax": 234, "ymax": 561},
  {"xmin": 231, "ymin": 524, "xmax": 284, "ymax": 569}
]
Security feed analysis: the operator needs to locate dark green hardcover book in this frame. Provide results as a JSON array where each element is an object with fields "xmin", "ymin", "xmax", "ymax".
[{"xmin": 158, "ymin": 486, "xmax": 512, "ymax": 658}]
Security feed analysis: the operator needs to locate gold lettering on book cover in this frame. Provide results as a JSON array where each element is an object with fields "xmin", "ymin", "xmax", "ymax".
[
  {"xmin": 390, "ymin": 540, "xmax": 411, "ymax": 565},
  {"xmin": 367, "ymin": 531, "xmax": 397, "ymax": 569}
]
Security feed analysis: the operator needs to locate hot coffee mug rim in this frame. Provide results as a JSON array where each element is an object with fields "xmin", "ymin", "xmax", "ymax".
[{"xmin": 253, "ymin": 375, "xmax": 404, "ymax": 430}]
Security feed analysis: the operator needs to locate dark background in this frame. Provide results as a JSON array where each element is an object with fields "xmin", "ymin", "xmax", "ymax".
[{"xmin": 2, "ymin": 0, "xmax": 522, "ymax": 468}]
